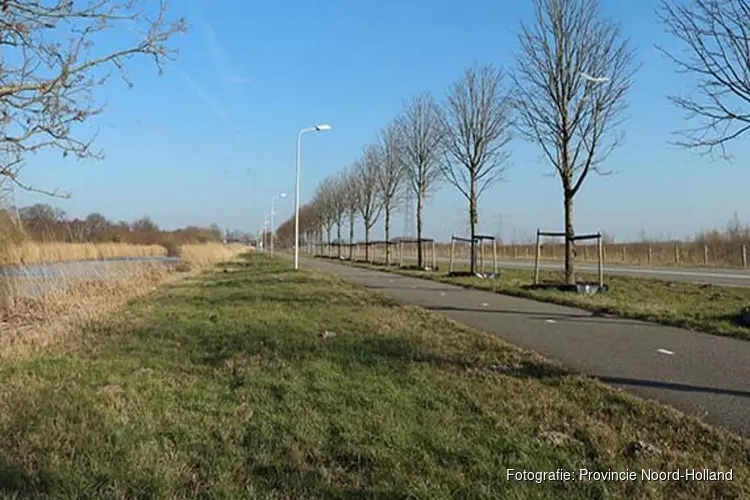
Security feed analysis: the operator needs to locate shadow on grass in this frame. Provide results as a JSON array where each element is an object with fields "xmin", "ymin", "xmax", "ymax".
[
  {"xmin": 0, "ymin": 458, "xmax": 51, "ymax": 498},
  {"xmin": 324, "ymin": 334, "xmax": 571, "ymax": 381}
]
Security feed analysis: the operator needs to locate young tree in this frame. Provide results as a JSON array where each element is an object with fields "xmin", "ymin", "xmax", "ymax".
[
  {"xmin": 397, "ymin": 93, "xmax": 445, "ymax": 268},
  {"xmin": 0, "ymin": 1, "xmax": 185, "ymax": 195},
  {"xmin": 376, "ymin": 121, "xmax": 407, "ymax": 265},
  {"xmin": 512, "ymin": 0, "xmax": 636, "ymax": 284},
  {"xmin": 312, "ymin": 179, "xmax": 337, "ymax": 247},
  {"xmin": 657, "ymin": 0, "xmax": 750, "ymax": 158},
  {"xmin": 440, "ymin": 64, "xmax": 513, "ymax": 274},
  {"xmin": 342, "ymin": 165, "xmax": 360, "ymax": 260},
  {"xmin": 328, "ymin": 172, "xmax": 350, "ymax": 257},
  {"xmin": 354, "ymin": 147, "xmax": 385, "ymax": 261}
]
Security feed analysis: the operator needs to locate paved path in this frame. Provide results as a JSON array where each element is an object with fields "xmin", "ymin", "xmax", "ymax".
[
  {"xmin": 301, "ymin": 257, "xmax": 750, "ymax": 438},
  {"xmin": 401, "ymin": 255, "xmax": 750, "ymax": 287}
]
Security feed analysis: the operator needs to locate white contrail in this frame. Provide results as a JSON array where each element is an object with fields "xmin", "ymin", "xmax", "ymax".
[
  {"xmin": 203, "ymin": 23, "xmax": 253, "ymax": 85},
  {"xmin": 171, "ymin": 65, "xmax": 236, "ymax": 131}
]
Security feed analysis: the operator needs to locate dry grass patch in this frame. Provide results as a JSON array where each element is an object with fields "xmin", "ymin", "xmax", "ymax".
[
  {"xmin": 0, "ymin": 241, "xmax": 167, "ymax": 266},
  {"xmin": 0, "ymin": 244, "xmax": 249, "ymax": 360},
  {"xmin": 177, "ymin": 242, "xmax": 248, "ymax": 267}
]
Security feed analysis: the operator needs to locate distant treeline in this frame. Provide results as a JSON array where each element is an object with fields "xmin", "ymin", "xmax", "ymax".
[{"xmin": 1, "ymin": 203, "xmax": 251, "ymax": 247}]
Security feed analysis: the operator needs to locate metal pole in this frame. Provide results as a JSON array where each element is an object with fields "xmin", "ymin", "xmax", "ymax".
[
  {"xmin": 270, "ymin": 196, "xmax": 276, "ymax": 254},
  {"xmin": 294, "ymin": 130, "xmax": 305, "ymax": 270}
]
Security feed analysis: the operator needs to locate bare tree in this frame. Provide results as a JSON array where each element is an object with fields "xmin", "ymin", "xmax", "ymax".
[
  {"xmin": 657, "ymin": 0, "xmax": 750, "ymax": 158},
  {"xmin": 376, "ymin": 120, "xmax": 407, "ymax": 265},
  {"xmin": 440, "ymin": 64, "xmax": 513, "ymax": 274},
  {"xmin": 397, "ymin": 93, "xmax": 445, "ymax": 268},
  {"xmin": 512, "ymin": 0, "xmax": 636, "ymax": 284},
  {"xmin": 312, "ymin": 178, "xmax": 337, "ymax": 249},
  {"xmin": 0, "ymin": 1, "xmax": 185, "ymax": 195},
  {"xmin": 342, "ymin": 165, "xmax": 360, "ymax": 260},
  {"xmin": 328, "ymin": 172, "xmax": 349, "ymax": 258},
  {"xmin": 354, "ymin": 147, "xmax": 384, "ymax": 261}
]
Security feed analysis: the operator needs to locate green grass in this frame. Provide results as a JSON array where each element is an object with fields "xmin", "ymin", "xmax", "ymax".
[
  {"xmin": 321, "ymin": 256, "xmax": 750, "ymax": 341},
  {"xmin": 1, "ymin": 253, "xmax": 749, "ymax": 499}
]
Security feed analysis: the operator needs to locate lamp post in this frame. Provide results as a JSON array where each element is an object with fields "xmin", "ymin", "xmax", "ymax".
[
  {"xmin": 270, "ymin": 192, "xmax": 287, "ymax": 254},
  {"xmin": 294, "ymin": 123, "xmax": 332, "ymax": 270}
]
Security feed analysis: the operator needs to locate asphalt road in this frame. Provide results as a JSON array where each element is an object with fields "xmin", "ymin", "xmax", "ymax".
[
  {"xmin": 406, "ymin": 256, "xmax": 750, "ymax": 288},
  {"xmin": 301, "ymin": 257, "xmax": 750, "ymax": 438}
]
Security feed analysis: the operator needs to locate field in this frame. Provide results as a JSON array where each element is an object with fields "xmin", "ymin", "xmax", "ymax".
[
  {"xmin": 311, "ymin": 253, "xmax": 750, "ymax": 341},
  {"xmin": 318, "ymin": 238, "xmax": 750, "ymax": 269},
  {"xmin": 0, "ymin": 252, "xmax": 747, "ymax": 498}
]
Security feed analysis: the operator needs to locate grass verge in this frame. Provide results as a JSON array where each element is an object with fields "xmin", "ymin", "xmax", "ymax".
[
  {"xmin": 317, "ymin": 256, "xmax": 750, "ymax": 341},
  {"xmin": 0, "ymin": 252, "xmax": 747, "ymax": 498}
]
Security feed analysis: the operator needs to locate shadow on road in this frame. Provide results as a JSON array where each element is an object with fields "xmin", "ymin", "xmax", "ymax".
[
  {"xmin": 423, "ymin": 305, "xmax": 649, "ymax": 327},
  {"xmin": 596, "ymin": 376, "xmax": 750, "ymax": 399}
]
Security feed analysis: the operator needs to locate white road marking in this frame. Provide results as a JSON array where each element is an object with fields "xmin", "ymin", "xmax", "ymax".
[
  {"xmin": 481, "ymin": 302, "xmax": 489, "ymax": 307},
  {"xmin": 546, "ymin": 319, "xmax": 556, "ymax": 324},
  {"xmin": 440, "ymin": 292, "xmax": 446, "ymax": 296},
  {"xmin": 657, "ymin": 348, "xmax": 675, "ymax": 355}
]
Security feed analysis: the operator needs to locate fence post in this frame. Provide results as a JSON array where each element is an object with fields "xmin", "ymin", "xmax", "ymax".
[
  {"xmin": 703, "ymin": 244, "xmax": 709, "ymax": 266},
  {"xmin": 449, "ymin": 237, "xmax": 455, "ymax": 273},
  {"xmin": 597, "ymin": 233, "xmax": 604, "ymax": 288},
  {"xmin": 742, "ymin": 244, "xmax": 747, "ymax": 268},
  {"xmin": 647, "ymin": 245, "xmax": 652, "ymax": 265},
  {"xmin": 493, "ymin": 239, "xmax": 498, "ymax": 274},
  {"xmin": 621, "ymin": 246, "xmax": 626, "ymax": 263},
  {"xmin": 534, "ymin": 229, "xmax": 542, "ymax": 285},
  {"xmin": 399, "ymin": 241, "xmax": 403, "ymax": 267},
  {"xmin": 431, "ymin": 240, "xmax": 436, "ymax": 270},
  {"xmin": 479, "ymin": 239, "xmax": 484, "ymax": 272},
  {"xmin": 675, "ymin": 243, "xmax": 680, "ymax": 265}
]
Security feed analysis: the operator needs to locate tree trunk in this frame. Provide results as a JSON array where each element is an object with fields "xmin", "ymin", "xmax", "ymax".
[
  {"xmin": 416, "ymin": 191, "xmax": 424, "ymax": 268},
  {"xmin": 348, "ymin": 211, "xmax": 355, "ymax": 260},
  {"xmin": 384, "ymin": 204, "xmax": 391, "ymax": 265},
  {"xmin": 564, "ymin": 190, "xmax": 575, "ymax": 285},
  {"xmin": 469, "ymin": 180, "xmax": 477, "ymax": 275},
  {"xmin": 364, "ymin": 221, "xmax": 370, "ymax": 262},
  {"xmin": 336, "ymin": 222, "xmax": 342, "ymax": 258}
]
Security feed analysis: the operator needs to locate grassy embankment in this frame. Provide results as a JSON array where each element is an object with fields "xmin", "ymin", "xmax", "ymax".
[
  {"xmin": 313, "ymin": 254, "xmax": 750, "ymax": 340},
  {"xmin": 0, "ymin": 253, "xmax": 747, "ymax": 498}
]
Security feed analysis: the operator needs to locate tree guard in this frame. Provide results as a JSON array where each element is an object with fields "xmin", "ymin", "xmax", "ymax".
[
  {"xmin": 449, "ymin": 234, "xmax": 498, "ymax": 276},
  {"xmin": 534, "ymin": 229, "xmax": 604, "ymax": 287}
]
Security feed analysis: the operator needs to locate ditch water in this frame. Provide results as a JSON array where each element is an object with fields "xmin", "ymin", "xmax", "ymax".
[{"xmin": 0, "ymin": 256, "xmax": 180, "ymax": 297}]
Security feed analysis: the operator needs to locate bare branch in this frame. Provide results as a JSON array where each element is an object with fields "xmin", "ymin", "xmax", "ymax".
[
  {"xmin": 376, "ymin": 119, "xmax": 407, "ymax": 216},
  {"xmin": 439, "ymin": 64, "xmax": 513, "ymax": 231},
  {"xmin": 0, "ymin": 0, "xmax": 186, "ymax": 194},
  {"xmin": 354, "ymin": 145, "xmax": 385, "ymax": 235},
  {"xmin": 657, "ymin": 0, "xmax": 750, "ymax": 159},
  {"xmin": 397, "ymin": 93, "xmax": 445, "ymax": 202}
]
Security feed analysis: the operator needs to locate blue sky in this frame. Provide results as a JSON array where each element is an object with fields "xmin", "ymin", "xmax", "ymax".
[{"xmin": 13, "ymin": 0, "xmax": 750, "ymax": 242}]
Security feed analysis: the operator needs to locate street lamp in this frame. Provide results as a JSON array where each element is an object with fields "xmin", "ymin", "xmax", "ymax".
[
  {"xmin": 294, "ymin": 123, "xmax": 332, "ymax": 270},
  {"xmin": 270, "ymin": 192, "xmax": 287, "ymax": 254}
]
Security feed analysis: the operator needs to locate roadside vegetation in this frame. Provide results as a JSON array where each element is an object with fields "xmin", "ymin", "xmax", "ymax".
[{"xmin": 0, "ymin": 253, "xmax": 748, "ymax": 498}]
